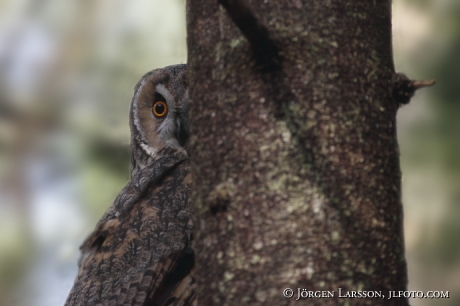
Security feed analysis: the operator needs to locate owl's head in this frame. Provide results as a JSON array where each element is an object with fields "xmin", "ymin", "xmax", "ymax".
[{"xmin": 129, "ymin": 64, "xmax": 189, "ymax": 173}]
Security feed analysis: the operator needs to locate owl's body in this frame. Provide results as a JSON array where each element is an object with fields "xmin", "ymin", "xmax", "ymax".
[{"xmin": 65, "ymin": 64, "xmax": 195, "ymax": 306}]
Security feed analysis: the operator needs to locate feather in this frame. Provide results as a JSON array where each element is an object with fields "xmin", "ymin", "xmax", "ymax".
[{"xmin": 65, "ymin": 147, "xmax": 194, "ymax": 306}]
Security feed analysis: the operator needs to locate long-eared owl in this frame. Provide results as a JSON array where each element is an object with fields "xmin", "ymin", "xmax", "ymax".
[{"xmin": 64, "ymin": 64, "xmax": 195, "ymax": 306}]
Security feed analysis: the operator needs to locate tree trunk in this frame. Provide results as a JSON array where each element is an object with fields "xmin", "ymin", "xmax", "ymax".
[{"xmin": 187, "ymin": 1, "xmax": 408, "ymax": 305}]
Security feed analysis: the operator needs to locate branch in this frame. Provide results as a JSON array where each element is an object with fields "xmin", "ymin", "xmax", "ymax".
[
  {"xmin": 392, "ymin": 73, "xmax": 436, "ymax": 106},
  {"xmin": 412, "ymin": 79, "xmax": 436, "ymax": 89},
  {"xmin": 218, "ymin": 0, "xmax": 280, "ymax": 71}
]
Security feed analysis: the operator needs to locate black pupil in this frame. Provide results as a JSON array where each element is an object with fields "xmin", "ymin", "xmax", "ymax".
[{"xmin": 155, "ymin": 103, "xmax": 165, "ymax": 115}]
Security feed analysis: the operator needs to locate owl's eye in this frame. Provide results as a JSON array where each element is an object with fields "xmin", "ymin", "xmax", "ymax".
[{"xmin": 152, "ymin": 101, "xmax": 168, "ymax": 118}]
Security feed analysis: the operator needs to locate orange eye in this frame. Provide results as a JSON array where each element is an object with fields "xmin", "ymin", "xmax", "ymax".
[{"xmin": 152, "ymin": 101, "xmax": 168, "ymax": 118}]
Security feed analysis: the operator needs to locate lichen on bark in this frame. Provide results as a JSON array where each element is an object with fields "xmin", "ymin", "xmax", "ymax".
[{"xmin": 187, "ymin": 0, "xmax": 409, "ymax": 305}]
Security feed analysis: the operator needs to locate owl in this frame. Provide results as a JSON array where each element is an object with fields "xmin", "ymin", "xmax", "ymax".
[{"xmin": 64, "ymin": 64, "xmax": 195, "ymax": 306}]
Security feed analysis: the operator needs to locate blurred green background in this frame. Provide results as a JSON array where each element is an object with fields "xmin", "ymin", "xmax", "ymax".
[{"xmin": 0, "ymin": 0, "xmax": 458, "ymax": 305}]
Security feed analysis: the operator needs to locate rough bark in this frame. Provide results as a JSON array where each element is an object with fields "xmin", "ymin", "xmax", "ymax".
[{"xmin": 187, "ymin": 1, "xmax": 408, "ymax": 305}]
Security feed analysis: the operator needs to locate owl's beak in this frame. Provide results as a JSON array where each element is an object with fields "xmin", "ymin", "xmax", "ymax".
[{"xmin": 176, "ymin": 119, "xmax": 189, "ymax": 147}]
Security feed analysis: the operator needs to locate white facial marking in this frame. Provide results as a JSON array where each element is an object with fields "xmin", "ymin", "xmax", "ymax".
[
  {"xmin": 132, "ymin": 77, "xmax": 148, "ymax": 140},
  {"xmin": 140, "ymin": 143, "xmax": 158, "ymax": 157}
]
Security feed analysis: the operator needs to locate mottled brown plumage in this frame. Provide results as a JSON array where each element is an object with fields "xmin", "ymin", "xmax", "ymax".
[{"xmin": 64, "ymin": 64, "xmax": 195, "ymax": 306}]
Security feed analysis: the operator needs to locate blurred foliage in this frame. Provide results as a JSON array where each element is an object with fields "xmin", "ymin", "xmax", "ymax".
[
  {"xmin": 395, "ymin": 0, "xmax": 460, "ymax": 304},
  {"xmin": 0, "ymin": 0, "xmax": 186, "ymax": 305},
  {"xmin": 81, "ymin": 137, "xmax": 130, "ymax": 220}
]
